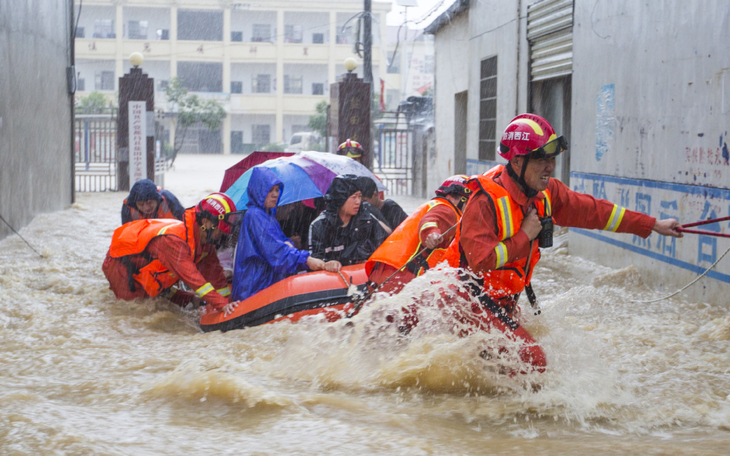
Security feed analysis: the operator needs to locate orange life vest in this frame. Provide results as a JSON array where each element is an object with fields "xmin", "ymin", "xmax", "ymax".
[
  {"xmin": 365, "ymin": 197, "xmax": 461, "ymax": 277},
  {"xmin": 108, "ymin": 210, "xmax": 197, "ymax": 297},
  {"xmin": 443, "ymin": 165, "xmax": 552, "ymax": 299},
  {"xmin": 124, "ymin": 196, "xmax": 177, "ymax": 221}
]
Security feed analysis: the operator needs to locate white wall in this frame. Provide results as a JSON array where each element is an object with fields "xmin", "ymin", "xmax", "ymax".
[
  {"xmin": 230, "ymin": 10, "xmax": 276, "ymax": 43},
  {"xmin": 230, "ymin": 114, "xmax": 276, "ymax": 144},
  {"xmin": 122, "ymin": 7, "xmax": 170, "ymax": 40},
  {"xmin": 76, "ymin": 4, "xmax": 116, "ymax": 39},
  {"xmin": 230, "ymin": 63, "xmax": 276, "ymax": 95},
  {"xmin": 284, "ymin": 12, "xmax": 329, "ymax": 44},
  {"xmin": 75, "ymin": 59, "xmax": 116, "ymax": 92},
  {"xmin": 284, "ymin": 63, "xmax": 329, "ymax": 95}
]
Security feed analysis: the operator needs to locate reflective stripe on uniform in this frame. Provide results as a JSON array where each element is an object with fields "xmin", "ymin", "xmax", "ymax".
[
  {"xmin": 217, "ymin": 286, "xmax": 231, "ymax": 297},
  {"xmin": 541, "ymin": 191, "xmax": 552, "ymax": 216},
  {"xmin": 496, "ymin": 197, "xmax": 515, "ymax": 240},
  {"xmin": 196, "ymin": 282, "xmax": 215, "ymax": 297},
  {"xmin": 419, "ymin": 221, "xmax": 439, "ymax": 234},
  {"xmin": 207, "ymin": 194, "xmax": 231, "ymax": 212},
  {"xmin": 494, "ymin": 242, "xmax": 508, "ymax": 269},
  {"xmin": 603, "ymin": 204, "xmax": 626, "ymax": 232}
]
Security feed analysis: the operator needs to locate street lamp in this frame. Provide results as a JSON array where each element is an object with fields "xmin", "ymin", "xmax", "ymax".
[
  {"xmin": 344, "ymin": 57, "xmax": 358, "ymax": 73},
  {"xmin": 129, "ymin": 52, "xmax": 144, "ymax": 68}
]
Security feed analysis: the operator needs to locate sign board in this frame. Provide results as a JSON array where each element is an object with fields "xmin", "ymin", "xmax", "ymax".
[{"xmin": 129, "ymin": 101, "xmax": 147, "ymax": 188}]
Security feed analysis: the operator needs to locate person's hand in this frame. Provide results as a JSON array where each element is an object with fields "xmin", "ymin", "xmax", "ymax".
[
  {"xmin": 190, "ymin": 295, "xmax": 203, "ymax": 309},
  {"xmin": 520, "ymin": 206, "xmax": 542, "ymax": 240},
  {"xmin": 222, "ymin": 301, "xmax": 239, "ymax": 316},
  {"xmin": 653, "ymin": 218, "xmax": 683, "ymax": 238},
  {"xmin": 306, "ymin": 256, "xmax": 326, "ymax": 271},
  {"xmin": 424, "ymin": 232, "xmax": 442, "ymax": 249},
  {"xmin": 324, "ymin": 260, "xmax": 342, "ymax": 272}
]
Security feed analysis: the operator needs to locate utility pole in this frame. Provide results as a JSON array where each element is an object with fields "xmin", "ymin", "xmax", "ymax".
[{"xmin": 363, "ymin": 0, "xmax": 373, "ymax": 84}]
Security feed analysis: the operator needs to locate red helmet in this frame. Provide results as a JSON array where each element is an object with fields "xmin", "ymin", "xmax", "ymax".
[
  {"xmin": 337, "ymin": 139, "xmax": 364, "ymax": 158},
  {"xmin": 196, "ymin": 193, "xmax": 239, "ymax": 234},
  {"xmin": 498, "ymin": 114, "xmax": 568, "ymax": 161},
  {"xmin": 435, "ymin": 174, "xmax": 472, "ymax": 198}
]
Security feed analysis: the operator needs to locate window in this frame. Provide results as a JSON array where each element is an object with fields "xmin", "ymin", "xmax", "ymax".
[
  {"xmin": 312, "ymin": 83, "xmax": 324, "ymax": 95},
  {"xmin": 75, "ymin": 27, "xmax": 85, "ymax": 38},
  {"xmin": 312, "ymin": 33, "xmax": 324, "ymax": 44},
  {"xmin": 423, "ymin": 55, "xmax": 434, "ymax": 74},
  {"xmin": 252, "ymin": 24, "xmax": 271, "ymax": 42},
  {"xmin": 157, "ymin": 29, "xmax": 169, "ymax": 40},
  {"xmin": 290, "ymin": 135, "xmax": 302, "ymax": 145},
  {"xmin": 252, "ymin": 74, "xmax": 271, "ymax": 93},
  {"xmin": 231, "ymin": 31, "xmax": 243, "ymax": 42},
  {"xmin": 77, "ymin": 78, "xmax": 85, "ymax": 91},
  {"xmin": 284, "ymin": 25, "xmax": 303, "ymax": 43},
  {"xmin": 252, "ymin": 125, "xmax": 270, "ymax": 144},
  {"xmin": 231, "ymin": 81, "xmax": 242, "ymax": 94},
  {"xmin": 387, "ymin": 51, "xmax": 400, "ymax": 74},
  {"xmin": 231, "ymin": 131, "xmax": 244, "ymax": 154},
  {"xmin": 478, "ymin": 56, "xmax": 498, "ymax": 161},
  {"xmin": 158, "ymin": 80, "xmax": 168, "ymax": 90},
  {"xmin": 177, "ymin": 62, "xmax": 223, "ymax": 92},
  {"xmin": 178, "ymin": 10, "xmax": 223, "ymax": 41},
  {"xmin": 128, "ymin": 20, "xmax": 148, "ymax": 40},
  {"xmin": 284, "ymin": 75, "xmax": 302, "ymax": 94},
  {"xmin": 95, "ymin": 71, "xmax": 114, "ymax": 91},
  {"xmin": 93, "ymin": 20, "xmax": 114, "ymax": 39}
]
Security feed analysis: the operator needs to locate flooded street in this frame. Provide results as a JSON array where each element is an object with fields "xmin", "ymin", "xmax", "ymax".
[{"xmin": 1, "ymin": 155, "xmax": 729, "ymax": 455}]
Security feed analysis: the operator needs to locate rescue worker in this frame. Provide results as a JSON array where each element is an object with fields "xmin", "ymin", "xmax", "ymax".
[
  {"xmin": 337, "ymin": 139, "xmax": 365, "ymax": 165},
  {"xmin": 309, "ymin": 174, "xmax": 389, "ymax": 267},
  {"xmin": 232, "ymin": 168, "xmax": 339, "ymax": 302},
  {"xmin": 442, "ymin": 113, "xmax": 683, "ymax": 370},
  {"xmin": 103, "ymin": 192, "xmax": 242, "ymax": 315},
  {"xmin": 357, "ymin": 176, "xmax": 408, "ymax": 231},
  {"xmin": 121, "ymin": 178, "xmax": 185, "ymax": 224},
  {"xmin": 365, "ymin": 175, "xmax": 473, "ymax": 295}
]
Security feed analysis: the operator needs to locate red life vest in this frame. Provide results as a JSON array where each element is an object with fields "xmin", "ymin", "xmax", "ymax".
[
  {"xmin": 108, "ymin": 210, "xmax": 197, "ymax": 297},
  {"xmin": 443, "ymin": 165, "xmax": 552, "ymax": 299},
  {"xmin": 365, "ymin": 197, "xmax": 460, "ymax": 277},
  {"xmin": 124, "ymin": 196, "xmax": 177, "ymax": 221}
]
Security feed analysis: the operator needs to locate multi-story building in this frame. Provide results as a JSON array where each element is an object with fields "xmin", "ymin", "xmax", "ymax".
[{"xmin": 74, "ymin": 0, "xmax": 393, "ymax": 154}]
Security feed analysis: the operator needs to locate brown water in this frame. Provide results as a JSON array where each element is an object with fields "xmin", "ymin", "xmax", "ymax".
[{"xmin": 1, "ymin": 156, "xmax": 728, "ymax": 455}]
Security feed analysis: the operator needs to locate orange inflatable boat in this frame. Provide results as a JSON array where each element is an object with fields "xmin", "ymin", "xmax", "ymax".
[{"xmin": 199, "ymin": 264, "xmax": 368, "ymax": 333}]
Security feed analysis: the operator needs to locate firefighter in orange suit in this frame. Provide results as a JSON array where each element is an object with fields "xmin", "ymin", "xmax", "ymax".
[
  {"xmin": 102, "ymin": 193, "xmax": 243, "ymax": 315},
  {"xmin": 365, "ymin": 175, "xmax": 474, "ymax": 295},
  {"xmin": 440, "ymin": 113, "xmax": 683, "ymax": 371}
]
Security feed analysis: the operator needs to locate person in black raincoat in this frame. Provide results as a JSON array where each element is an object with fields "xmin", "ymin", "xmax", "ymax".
[
  {"xmin": 308, "ymin": 174, "xmax": 389, "ymax": 267},
  {"xmin": 121, "ymin": 179, "xmax": 185, "ymax": 225}
]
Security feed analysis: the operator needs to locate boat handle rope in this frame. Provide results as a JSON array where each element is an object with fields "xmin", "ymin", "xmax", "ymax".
[{"xmin": 632, "ymin": 216, "xmax": 730, "ymax": 303}]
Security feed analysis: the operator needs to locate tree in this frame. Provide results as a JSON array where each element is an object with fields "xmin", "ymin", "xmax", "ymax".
[
  {"xmin": 307, "ymin": 100, "xmax": 328, "ymax": 138},
  {"xmin": 164, "ymin": 77, "xmax": 226, "ymax": 164},
  {"xmin": 76, "ymin": 91, "xmax": 112, "ymax": 114}
]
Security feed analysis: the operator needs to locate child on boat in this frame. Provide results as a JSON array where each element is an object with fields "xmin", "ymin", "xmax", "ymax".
[{"xmin": 231, "ymin": 167, "xmax": 339, "ymax": 301}]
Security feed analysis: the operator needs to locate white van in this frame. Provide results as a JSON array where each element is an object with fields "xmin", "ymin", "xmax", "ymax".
[{"xmin": 285, "ymin": 132, "xmax": 321, "ymax": 152}]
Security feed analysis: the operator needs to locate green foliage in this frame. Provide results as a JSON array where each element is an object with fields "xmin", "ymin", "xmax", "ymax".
[
  {"xmin": 307, "ymin": 100, "xmax": 329, "ymax": 138},
  {"xmin": 77, "ymin": 91, "xmax": 112, "ymax": 114},
  {"xmin": 164, "ymin": 77, "xmax": 226, "ymax": 160},
  {"xmin": 261, "ymin": 142, "xmax": 287, "ymax": 152}
]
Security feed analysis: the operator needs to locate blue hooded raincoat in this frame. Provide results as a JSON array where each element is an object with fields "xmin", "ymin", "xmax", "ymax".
[{"xmin": 231, "ymin": 167, "xmax": 311, "ymax": 301}]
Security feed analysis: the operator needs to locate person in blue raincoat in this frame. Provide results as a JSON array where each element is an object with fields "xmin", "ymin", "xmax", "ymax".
[{"xmin": 231, "ymin": 167, "xmax": 341, "ymax": 301}]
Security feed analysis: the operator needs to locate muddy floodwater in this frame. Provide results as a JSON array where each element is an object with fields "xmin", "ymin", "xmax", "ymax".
[{"xmin": 1, "ymin": 156, "xmax": 729, "ymax": 455}]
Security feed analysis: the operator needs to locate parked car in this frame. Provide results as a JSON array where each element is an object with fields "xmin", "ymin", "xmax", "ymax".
[{"xmin": 285, "ymin": 132, "xmax": 322, "ymax": 152}]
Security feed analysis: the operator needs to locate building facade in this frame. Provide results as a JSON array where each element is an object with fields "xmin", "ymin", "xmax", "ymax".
[
  {"xmin": 426, "ymin": 0, "xmax": 730, "ymax": 303},
  {"xmin": 74, "ymin": 0, "xmax": 394, "ymax": 154}
]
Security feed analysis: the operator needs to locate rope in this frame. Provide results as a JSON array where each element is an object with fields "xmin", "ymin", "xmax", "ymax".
[
  {"xmin": 0, "ymin": 214, "xmax": 44, "ymax": 258},
  {"xmin": 631, "ymin": 245, "xmax": 730, "ymax": 303}
]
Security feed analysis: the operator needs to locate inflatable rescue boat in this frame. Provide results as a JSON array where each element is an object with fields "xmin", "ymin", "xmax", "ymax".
[{"xmin": 200, "ymin": 264, "xmax": 368, "ymax": 332}]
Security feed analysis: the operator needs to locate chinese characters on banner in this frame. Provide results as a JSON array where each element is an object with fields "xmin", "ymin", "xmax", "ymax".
[{"xmin": 128, "ymin": 101, "xmax": 147, "ymax": 188}]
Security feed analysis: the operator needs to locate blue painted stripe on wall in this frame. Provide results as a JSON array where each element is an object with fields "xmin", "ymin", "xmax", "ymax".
[
  {"xmin": 571, "ymin": 228, "xmax": 730, "ymax": 284},
  {"xmin": 570, "ymin": 172, "xmax": 730, "ymax": 200}
]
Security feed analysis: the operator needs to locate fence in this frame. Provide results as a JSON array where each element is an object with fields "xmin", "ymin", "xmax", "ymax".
[
  {"xmin": 74, "ymin": 113, "xmax": 117, "ymax": 192},
  {"xmin": 374, "ymin": 128, "xmax": 413, "ymax": 195}
]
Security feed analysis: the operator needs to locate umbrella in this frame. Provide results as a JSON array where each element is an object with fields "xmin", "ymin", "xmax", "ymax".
[
  {"xmin": 225, "ymin": 152, "xmax": 386, "ymax": 209},
  {"xmin": 220, "ymin": 151, "xmax": 294, "ymax": 193}
]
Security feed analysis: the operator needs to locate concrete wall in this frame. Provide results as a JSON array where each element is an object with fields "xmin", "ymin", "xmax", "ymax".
[
  {"xmin": 569, "ymin": 0, "xmax": 730, "ymax": 302},
  {"xmin": 0, "ymin": 0, "xmax": 74, "ymax": 241}
]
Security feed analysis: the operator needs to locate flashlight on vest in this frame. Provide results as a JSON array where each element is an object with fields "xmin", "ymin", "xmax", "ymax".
[{"xmin": 538, "ymin": 216, "xmax": 553, "ymax": 248}]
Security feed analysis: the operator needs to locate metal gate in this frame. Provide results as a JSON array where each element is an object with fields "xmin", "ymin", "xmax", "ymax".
[
  {"xmin": 74, "ymin": 112, "xmax": 118, "ymax": 192},
  {"xmin": 375, "ymin": 128, "xmax": 413, "ymax": 195}
]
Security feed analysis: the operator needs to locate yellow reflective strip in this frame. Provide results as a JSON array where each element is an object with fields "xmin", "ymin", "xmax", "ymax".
[
  {"xmin": 603, "ymin": 205, "xmax": 618, "ymax": 231},
  {"xmin": 497, "ymin": 197, "xmax": 513, "ymax": 240},
  {"xmin": 217, "ymin": 286, "xmax": 231, "ymax": 297},
  {"xmin": 207, "ymin": 194, "xmax": 231, "ymax": 212},
  {"xmin": 419, "ymin": 221, "xmax": 439, "ymax": 234},
  {"xmin": 158, "ymin": 226, "xmax": 171, "ymax": 235},
  {"xmin": 494, "ymin": 242, "xmax": 508, "ymax": 269},
  {"xmin": 196, "ymin": 282, "xmax": 214, "ymax": 297},
  {"xmin": 612, "ymin": 207, "xmax": 626, "ymax": 232},
  {"xmin": 542, "ymin": 191, "xmax": 552, "ymax": 216}
]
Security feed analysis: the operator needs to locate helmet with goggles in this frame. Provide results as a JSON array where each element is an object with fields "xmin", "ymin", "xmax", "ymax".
[
  {"xmin": 195, "ymin": 193, "xmax": 241, "ymax": 235},
  {"xmin": 337, "ymin": 139, "xmax": 364, "ymax": 158},
  {"xmin": 435, "ymin": 175, "xmax": 472, "ymax": 198},
  {"xmin": 498, "ymin": 114, "xmax": 567, "ymax": 161}
]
